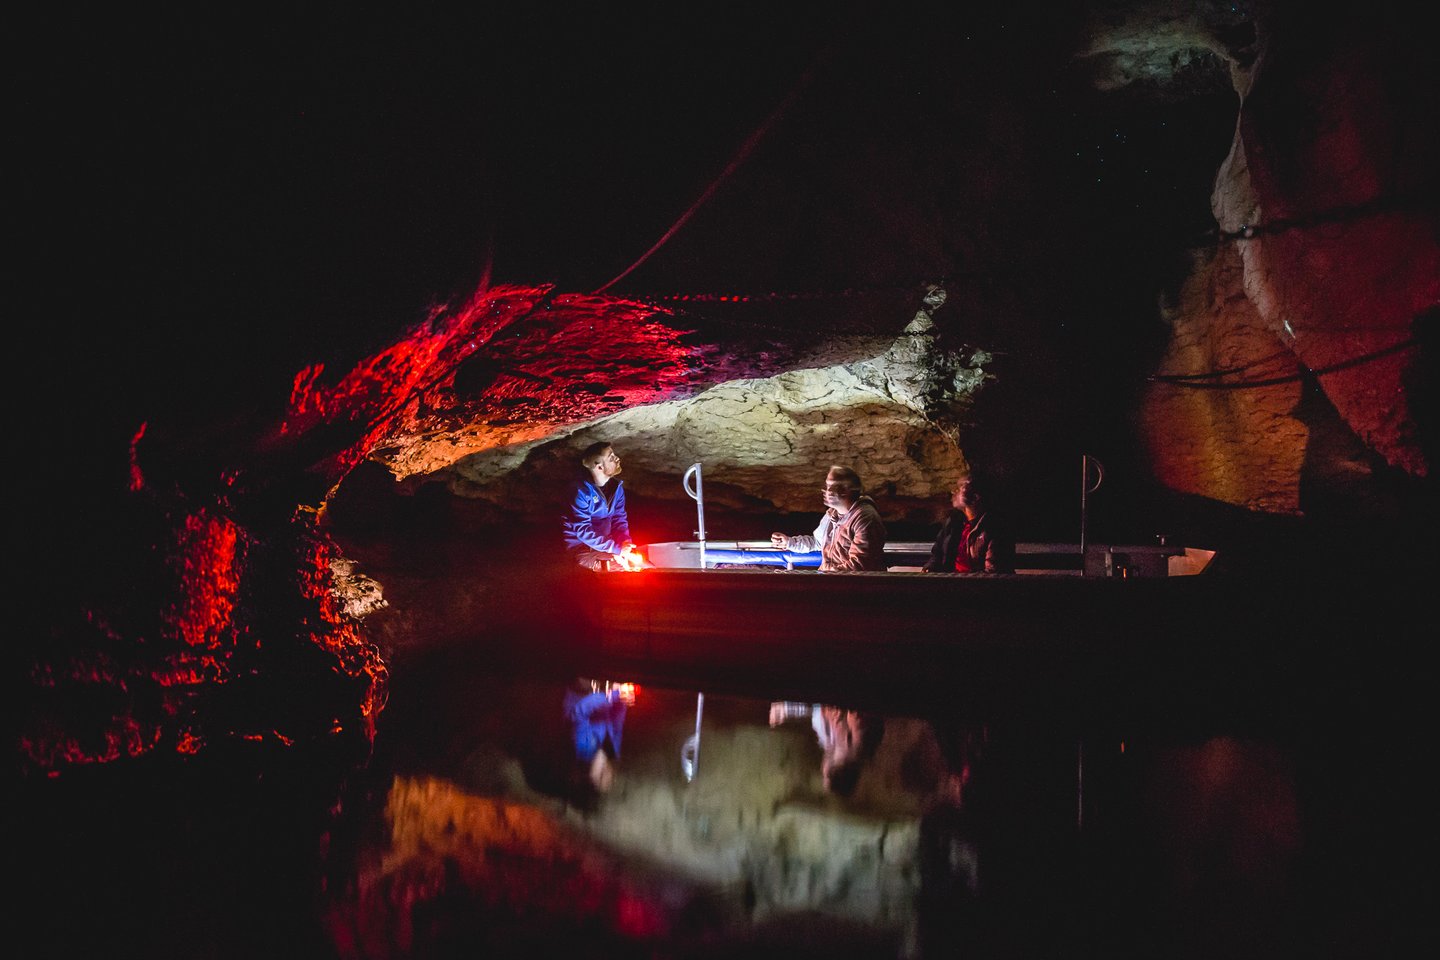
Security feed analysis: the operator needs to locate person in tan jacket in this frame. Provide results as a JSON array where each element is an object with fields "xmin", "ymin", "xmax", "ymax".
[
  {"xmin": 768, "ymin": 700, "xmax": 885, "ymax": 796},
  {"xmin": 771, "ymin": 465, "xmax": 887, "ymax": 571}
]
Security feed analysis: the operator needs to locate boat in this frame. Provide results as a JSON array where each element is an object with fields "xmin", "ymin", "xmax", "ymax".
[
  {"xmin": 548, "ymin": 534, "xmax": 1226, "ymax": 720},
  {"xmin": 645, "ymin": 538, "xmax": 1215, "ymax": 577},
  {"xmin": 533, "ymin": 464, "xmax": 1247, "ymax": 722}
]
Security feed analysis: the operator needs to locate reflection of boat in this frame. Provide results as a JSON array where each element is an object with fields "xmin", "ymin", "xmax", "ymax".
[{"xmin": 554, "ymin": 539, "xmax": 1239, "ymax": 724}]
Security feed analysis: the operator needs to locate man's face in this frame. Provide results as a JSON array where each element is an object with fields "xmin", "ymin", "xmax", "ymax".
[
  {"xmin": 820, "ymin": 708, "xmax": 864, "ymax": 793},
  {"xmin": 951, "ymin": 478, "xmax": 975, "ymax": 512},
  {"xmin": 597, "ymin": 447, "xmax": 623, "ymax": 479},
  {"xmin": 822, "ymin": 471, "xmax": 854, "ymax": 510}
]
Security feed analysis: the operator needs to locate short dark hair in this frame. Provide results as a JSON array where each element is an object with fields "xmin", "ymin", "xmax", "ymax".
[
  {"xmin": 580, "ymin": 441, "xmax": 613, "ymax": 469},
  {"xmin": 957, "ymin": 474, "xmax": 988, "ymax": 504},
  {"xmin": 827, "ymin": 465, "xmax": 862, "ymax": 494}
]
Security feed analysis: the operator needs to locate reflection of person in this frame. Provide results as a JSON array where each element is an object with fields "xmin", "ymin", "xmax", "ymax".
[
  {"xmin": 563, "ymin": 678, "xmax": 635, "ymax": 793},
  {"xmin": 769, "ymin": 700, "xmax": 884, "ymax": 796},
  {"xmin": 770, "ymin": 465, "xmax": 887, "ymax": 571},
  {"xmin": 922, "ymin": 475, "xmax": 1013, "ymax": 574},
  {"xmin": 916, "ymin": 718, "xmax": 986, "ymax": 954},
  {"xmin": 563, "ymin": 440, "xmax": 643, "ymax": 571}
]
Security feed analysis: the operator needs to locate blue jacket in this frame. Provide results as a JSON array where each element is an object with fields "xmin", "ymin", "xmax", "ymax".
[
  {"xmin": 563, "ymin": 687, "xmax": 627, "ymax": 762},
  {"xmin": 563, "ymin": 479, "xmax": 631, "ymax": 555}
]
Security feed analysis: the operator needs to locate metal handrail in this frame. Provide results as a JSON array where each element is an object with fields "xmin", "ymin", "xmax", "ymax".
[
  {"xmin": 680, "ymin": 465, "xmax": 707, "ymax": 782},
  {"xmin": 681, "ymin": 692, "xmax": 704, "ymax": 782},
  {"xmin": 1080, "ymin": 454, "xmax": 1104, "ymax": 572},
  {"xmin": 682, "ymin": 462, "xmax": 707, "ymax": 570}
]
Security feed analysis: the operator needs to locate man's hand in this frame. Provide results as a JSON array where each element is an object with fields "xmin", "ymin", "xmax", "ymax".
[
  {"xmin": 770, "ymin": 532, "xmax": 790, "ymax": 549},
  {"xmin": 615, "ymin": 543, "xmax": 644, "ymax": 571},
  {"xmin": 770, "ymin": 701, "xmax": 809, "ymax": 726}
]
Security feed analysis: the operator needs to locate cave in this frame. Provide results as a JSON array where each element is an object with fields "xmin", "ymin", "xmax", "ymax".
[{"xmin": 17, "ymin": 2, "xmax": 1435, "ymax": 958}]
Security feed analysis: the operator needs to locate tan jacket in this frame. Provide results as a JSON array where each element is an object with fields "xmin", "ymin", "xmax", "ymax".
[{"xmin": 820, "ymin": 496, "xmax": 888, "ymax": 571}]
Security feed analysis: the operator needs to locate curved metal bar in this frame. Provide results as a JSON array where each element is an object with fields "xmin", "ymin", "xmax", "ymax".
[{"xmin": 682, "ymin": 463, "xmax": 707, "ymax": 569}]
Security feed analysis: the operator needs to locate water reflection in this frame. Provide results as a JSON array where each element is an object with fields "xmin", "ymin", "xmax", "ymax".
[
  {"xmin": 331, "ymin": 670, "xmax": 976, "ymax": 957},
  {"xmin": 319, "ymin": 657, "xmax": 1330, "ymax": 959},
  {"xmin": 767, "ymin": 700, "xmax": 888, "ymax": 797},
  {"xmin": 564, "ymin": 677, "xmax": 633, "ymax": 797}
]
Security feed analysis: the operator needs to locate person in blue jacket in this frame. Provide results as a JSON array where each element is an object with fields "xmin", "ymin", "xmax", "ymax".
[
  {"xmin": 563, "ymin": 440, "xmax": 643, "ymax": 571},
  {"xmin": 564, "ymin": 677, "xmax": 635, "ymax": 793}
]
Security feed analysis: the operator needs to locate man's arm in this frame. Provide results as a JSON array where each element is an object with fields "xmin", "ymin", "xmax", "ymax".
[
  {"xmin": 564, "ymin": 484, "xmax": 626, "ymax": 555},
  {"xmin": 982, "ymin": 533, "xmax": 998, "ymax": 573},
  {"xmin": 780, "ymin": 513, "xmax": 832, "ymax": 553},
  {"xmin": 922, "ymin": 515, "xmax": 950, "ymax": 572},
  {"xmin": 609, "ymin": 483, "xmax": 632, "ymax": 548},
  {"xmin": 833, "ymin": 508, "xmax": 887, "ymax": 571},
  {"xmin": 982, "ymin": 524, "xmax": 1015, "ymax": 574}
]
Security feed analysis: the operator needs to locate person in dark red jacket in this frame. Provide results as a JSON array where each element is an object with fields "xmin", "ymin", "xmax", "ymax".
[{"xmin": 921, "ymin": 475, "xmax": 1014, "ymax": 574}]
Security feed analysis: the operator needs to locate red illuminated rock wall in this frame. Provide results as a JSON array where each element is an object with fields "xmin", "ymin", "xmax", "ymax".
[{"xmin": 1143, "ymin": 5, "xmax": 1437, "ymax": 513}]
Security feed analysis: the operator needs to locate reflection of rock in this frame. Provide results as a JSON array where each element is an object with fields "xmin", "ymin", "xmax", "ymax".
[
  {"xmin": 747, "ymin": 806, "xmax": 918, "ymax": 929},
  {"xmin": 338, "ymin": 691, "xmax": 959, "ymax": 953},
  {"xmin": 459, "ymin": 743, "xmax": 533, "ymax": 798},
  {"xmin": 331, "ymin": 775, "xmax": 679, "ymax": 955},
  {"xmin": 552, "ymin": 708, "xmax": 948, "ymax": 941}
]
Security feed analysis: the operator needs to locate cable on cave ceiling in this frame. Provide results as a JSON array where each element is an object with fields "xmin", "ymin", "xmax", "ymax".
[
  {"xmin": 591, "ymin": 59, "xmax": 826, "ymax": 296},
  {"xmin": 1147, "ymin": 335, "xmax": 1419, "ymax": 390},
  {"xmin": 584, "ymin": 116, "xmax": 1434, "ymax": 372},
  {"xmin": 1188, "ymin": 185, "xmax": 1437, "ymax": 248},
  {"xmin": 606, "ymin": 185, "xmax": 1436, "ymax": 324}
]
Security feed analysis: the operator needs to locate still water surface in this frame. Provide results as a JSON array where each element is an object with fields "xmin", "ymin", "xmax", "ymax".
[
  {"xmin": 311, "ymin": 648, "xmax": 1405, "ymax": 960},
  {"xmin": 22, "ymin": 640, "xmax": 1417, "ymax": 959}
]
